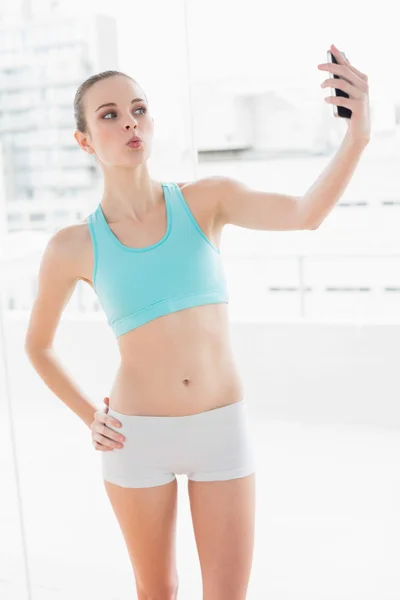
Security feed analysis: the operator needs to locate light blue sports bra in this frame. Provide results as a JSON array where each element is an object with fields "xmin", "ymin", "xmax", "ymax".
[{"xmin": 86, "ymin": 182, "xmax": 229, "ymax": 338}]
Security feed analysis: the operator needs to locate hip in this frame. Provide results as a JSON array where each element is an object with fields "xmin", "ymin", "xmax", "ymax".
[{"xmin": 102, "ymin": 397, "xmax": 256, "ymax": 488}]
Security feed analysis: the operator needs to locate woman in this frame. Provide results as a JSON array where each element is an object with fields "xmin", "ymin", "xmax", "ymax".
[{"xmin": 25, "ymin": 44, "xmax": 370, "ymax": 599}]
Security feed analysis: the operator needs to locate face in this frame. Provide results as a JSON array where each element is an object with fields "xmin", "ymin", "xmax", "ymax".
[{"xmin": 74, "ymin": 76, "xmax": 154, "ymax": 167}]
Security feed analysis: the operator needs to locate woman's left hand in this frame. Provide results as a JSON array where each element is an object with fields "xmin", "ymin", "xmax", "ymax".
[{"xmin": 318, "ymin": 43, "xmax": 371, "ymax": 143}]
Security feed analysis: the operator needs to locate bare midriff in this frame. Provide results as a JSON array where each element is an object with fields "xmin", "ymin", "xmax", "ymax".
[{"xmin": 108, "ymin": 303, "xmax": 244, "ymax": 416}]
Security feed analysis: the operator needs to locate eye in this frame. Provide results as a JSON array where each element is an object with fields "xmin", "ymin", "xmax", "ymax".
[{"xmin": 101, "ymin": 107, "xmax": 147, "ymax": 119}]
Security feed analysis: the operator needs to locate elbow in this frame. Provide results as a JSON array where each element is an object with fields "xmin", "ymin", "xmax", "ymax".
[
  {"xmin": 299, "ymin": 209, "xmax": 321, "ymax": 231},
  {"xmin": 24, "ymin": 338, "xmax": 31, "ymax": 356},
  {"xmin": 24, "ymin": 339, "xmax": 49, "ymax": 359},
  {"xmin": 24, "ymin": 341, "xmax": 37, "ymax": 361},
  {"xmin": 24, "ymin": 334, "xmax": 35, "ymax": 356},
  {"xmin": 302, "ymin": 220, "xmax": 320, "ymax": 231}
]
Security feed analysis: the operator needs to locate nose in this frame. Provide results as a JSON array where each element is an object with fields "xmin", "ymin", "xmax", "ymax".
[{"xmin": 123, "ymin": 113, "xmax": 138, "ymax": 130}]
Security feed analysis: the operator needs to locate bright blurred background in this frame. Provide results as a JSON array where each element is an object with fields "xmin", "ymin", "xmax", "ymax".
[{"xmin": 0, "ymin": 1, "xmax": 399, "ymax": 599}]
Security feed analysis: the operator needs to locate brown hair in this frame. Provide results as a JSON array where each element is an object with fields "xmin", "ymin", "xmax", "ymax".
[{"xmin": 73, "ymin": 70, "xmax": 145, "ymax": 133}]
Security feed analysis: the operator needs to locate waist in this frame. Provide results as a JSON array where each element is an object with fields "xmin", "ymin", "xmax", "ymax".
[
  {"xmin": 109, "ymin": 306, "xmax": 243, "ymax": 415},
  {"xmin": 110, "ymin": 353, "xmax": 243, "ymax": 416},
  {"xmin": 109, "ymin": 374, "xmax": 243, "ymax": 416}
]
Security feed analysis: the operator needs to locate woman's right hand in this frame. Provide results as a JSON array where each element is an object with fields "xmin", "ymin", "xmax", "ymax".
[{"xmin": 91, "ymin": 396, "xmax": 125, "ymax": 451}]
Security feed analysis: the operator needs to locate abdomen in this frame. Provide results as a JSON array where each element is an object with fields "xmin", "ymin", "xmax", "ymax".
[{"xmin": 109, "ymin": 303, "xmax": 244, "ymax": 416}]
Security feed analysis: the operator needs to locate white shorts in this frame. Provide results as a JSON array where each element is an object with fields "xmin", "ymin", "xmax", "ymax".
[{"xmin": 101, "ymin": 399, "xmax": 256, "ymax": 488}]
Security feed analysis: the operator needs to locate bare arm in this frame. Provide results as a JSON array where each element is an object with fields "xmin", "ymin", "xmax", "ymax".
[
  {"xmin": 210, "ymin": 47, "xmax": 370, "ymax": 232},
  {"xmin": 210, "ymin": 133, "xmax": 369, "ymax": 232},
  {"xmin": 24, "ymin": 226, "xmax": 97, "ymax": 428}
]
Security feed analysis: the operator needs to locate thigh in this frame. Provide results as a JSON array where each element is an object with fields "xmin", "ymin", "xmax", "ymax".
[
  {"xmin": 104, "ymin": 478, "xmax": 179, "ymax": 598},
  {"xmin": 188, "ymin": 473, "xmax": 256, "ymax": 600}
]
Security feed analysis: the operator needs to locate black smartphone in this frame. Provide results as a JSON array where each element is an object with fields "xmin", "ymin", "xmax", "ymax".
[{"xmin": 327, "ymin": 50, "xmax": 352, "ymax": 119}]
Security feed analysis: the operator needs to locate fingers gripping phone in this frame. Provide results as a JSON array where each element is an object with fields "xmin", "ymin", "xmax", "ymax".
[{"xmin": 327, "ymin": 50, "xmax": 352, "ymax": 119}]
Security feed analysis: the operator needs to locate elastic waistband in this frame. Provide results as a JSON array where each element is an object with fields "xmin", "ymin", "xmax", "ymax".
[{"xmin": 107, "ymin": 398, "xmax": 247, "ymax": 423}]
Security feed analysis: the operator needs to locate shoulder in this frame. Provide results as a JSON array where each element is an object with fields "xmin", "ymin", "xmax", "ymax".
[
  {"xmin": 174, "ymin": 176, "xmax": 241, "ymax": 223},
  {"xmin": 46, "ymin": 222, "xmax": 90, "ymax": 254},
  {"xmin": 175, "ymin": 176, "xmax": 236, "ymax": 194},
  {"xmin": 173, "ymin": 176, "xmax": 239, "ymax": 208},
  {"xmin": 40, "ymin": 222, "xmax": 91, "ymax": 276}
]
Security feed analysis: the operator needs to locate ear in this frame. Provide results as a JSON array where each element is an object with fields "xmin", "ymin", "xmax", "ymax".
[
  {"xmin": 85, "ymin": 144, "xmax": 95, "ymax": 155},
  {"xmin": 74, "ymin": 130, "xmax": 95, "ymax": 154}
]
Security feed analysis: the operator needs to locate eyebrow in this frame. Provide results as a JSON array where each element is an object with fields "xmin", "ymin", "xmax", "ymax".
[{"xmin": 95, "ymin": 98, "xmax": 145, "ymax": 112}]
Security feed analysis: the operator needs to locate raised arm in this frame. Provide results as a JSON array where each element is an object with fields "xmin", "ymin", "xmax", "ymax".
[{"xmin": 205, "ymin": 45, "xmax": 370, "ymax": 233}]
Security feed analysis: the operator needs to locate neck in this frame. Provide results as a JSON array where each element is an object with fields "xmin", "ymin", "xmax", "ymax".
[{"xmin": 100, "ymin": 165, "xmax": 162, "ymax": 222}]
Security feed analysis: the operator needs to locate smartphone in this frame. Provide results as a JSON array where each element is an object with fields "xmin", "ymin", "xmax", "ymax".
[{"xmin": 327, "ymin": 50, "xmax": 352, "ymax": 119}]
